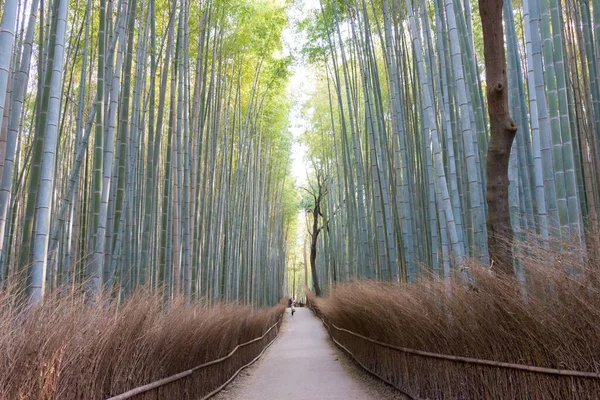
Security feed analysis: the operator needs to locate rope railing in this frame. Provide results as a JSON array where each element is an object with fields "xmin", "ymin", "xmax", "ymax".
[
  {"xmin": 309, "ymin": 307, "xmax": 419, "ymax": 399},
  {"xmin": 106, "ymin": 315, "xmax": 282, "ymax": 400},
  {"xmin": 328, "ymin": 327, "xmax": 419, "ymax": 399},
  {"xmin": 329, "ymin": 323, "xmax": 600, "ymax": 379},
  {"xmin": 309, "ymin": 303, "xmax": 600, "ymax": 399},
  {"xmin": 197, "ymin": 331, "xmax": 280, "ymax": 400}
]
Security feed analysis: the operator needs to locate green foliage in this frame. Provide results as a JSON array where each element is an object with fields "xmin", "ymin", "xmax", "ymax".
[
  {"xmin": 1, "ymin": 0, "xmax": 297, "ymax": 305},
  {"xmin": 299, "ymin": 192, "xmax": 314, "ymax": 212}
]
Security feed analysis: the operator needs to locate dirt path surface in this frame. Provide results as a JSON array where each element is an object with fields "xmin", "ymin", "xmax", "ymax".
[{"xmin": 212, "ymin": 307, "xmax": 404, "ymax": 400}]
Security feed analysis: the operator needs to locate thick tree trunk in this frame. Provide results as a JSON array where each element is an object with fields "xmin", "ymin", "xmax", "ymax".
[
  {"xmin": 303, "ymin": 235, "xmax": 308, "ymax": 289},
  {"xmin": 310, "ymin": 204, "xmax": 322, "ymax": 296},
  {"xmin": 480, "ymin": 0, "xmax": 518, "ymax": 274},
  {"xmin": 292, "ymin": 267, "xmax": 296, "ymax": 298}
]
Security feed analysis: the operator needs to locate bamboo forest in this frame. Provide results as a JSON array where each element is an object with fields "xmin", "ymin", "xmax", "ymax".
[{"xmin": 1, "ymin": 0, "xmax": 600, "ymax": 397}]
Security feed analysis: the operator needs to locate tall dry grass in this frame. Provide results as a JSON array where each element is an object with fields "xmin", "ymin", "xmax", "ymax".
[
  {"xmin": 0, "ymin": 287, "xmax": 284, "ymax": 399},
  {"xmin": 309, "ymin": 237, "xmax": 600, "ymax": 399}
]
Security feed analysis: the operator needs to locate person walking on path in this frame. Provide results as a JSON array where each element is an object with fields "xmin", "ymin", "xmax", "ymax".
[{"xmin": 291, "ymin": 304, "xmax": 296, "ymax": 316}]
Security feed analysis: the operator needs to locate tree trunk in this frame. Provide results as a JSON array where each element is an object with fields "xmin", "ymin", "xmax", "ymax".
[
  {"xmin": 303, "ymin": 235, "xmax": 308, "ymax": 289},
  {"xmin": 29, "ymin": 0, "xmax": 69, "ymax": 303},
  {"xmin": 480, "ymin": 0, "xmax": 518, "ymax": 274},
  {"xmin": 310, "ymin": 203, "xmax": 322, "ymax": 296},
  {"xmin": 0, "ymin": 0, "xmax": 18, "ymax": 129},
  {"xmin": 292, "ymin": 264, "xmax": 296, "ymax": 298}
]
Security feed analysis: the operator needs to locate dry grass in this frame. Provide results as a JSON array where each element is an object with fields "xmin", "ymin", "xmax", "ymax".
[
  {"xmin": 308, "ymin": 237, "xmax": 600, "ymax": 399},
  {"xmin": 0, "ymin": 287, "xmax": 284, "ymax": 399}
]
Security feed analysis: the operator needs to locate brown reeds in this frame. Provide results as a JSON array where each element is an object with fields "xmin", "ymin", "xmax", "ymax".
[
  {"xmin": 308, "ymin": 237, "xmax": 600, "ymax": 399},
  {"xmin": 0, "ymin": 287, "xmax": 284, "ymax": 399}
]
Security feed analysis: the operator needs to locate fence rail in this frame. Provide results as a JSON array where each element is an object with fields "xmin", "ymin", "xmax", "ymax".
[
  {"xmin": 106, "ymin": 316, "xmax": 282, "ymax": 400},
  {"xmin": 329, "ymin": 323, "xmax": 600, "ymax": 379},
  {"xmin": 310, "ymin": 305, "xmax": 600, "ymax": 400},
  {"xmin": 310, "ymin": 308, "xmax": 419, "ymax": 399}
]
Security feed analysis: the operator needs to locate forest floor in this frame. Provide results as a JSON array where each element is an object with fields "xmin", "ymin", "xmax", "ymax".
[{"xmin": 212, "ymin": 307, "xmax": 405, "ymax": 400}]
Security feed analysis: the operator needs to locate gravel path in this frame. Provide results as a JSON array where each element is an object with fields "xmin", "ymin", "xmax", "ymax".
[{"xmin": 211, "ymin": 307, "xmax": 405, "ymax": 400}]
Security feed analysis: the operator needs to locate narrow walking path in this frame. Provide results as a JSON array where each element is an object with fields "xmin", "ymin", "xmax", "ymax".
[{"xmin": 212, "ymin": 307, "xmax": 403, "ymax": 400}]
